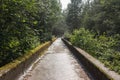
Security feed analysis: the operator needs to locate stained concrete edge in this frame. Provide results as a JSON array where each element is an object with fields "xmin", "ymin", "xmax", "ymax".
[{"xmin": 62, "ymin": 38, "xmax": 120, "ymax": 80}]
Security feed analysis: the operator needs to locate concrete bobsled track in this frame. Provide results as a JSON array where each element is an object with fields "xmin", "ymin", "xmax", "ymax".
[{"xmin": 18, "ymin": 38, "xmax": 92, "ymax": 80}]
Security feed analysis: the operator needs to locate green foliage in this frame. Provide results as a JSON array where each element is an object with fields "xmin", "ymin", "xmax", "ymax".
[
  {"xmin": 70, "ymin": 28, "xmax": 120, "ymax": 74},
  {"xmin": 65, "ymin": 0, "xmax": 120, "ymax": 35},
  {"xmin": 70, "ymin": 28, "xmax": 97, "ymax": 55},
  {"xmin": 66, "ymin": 0, "xmax": 82, "ymax": 31},
  {"xmin": 52, "ymin": 12, "xmax": 69, "ymax": 37},
  {"xmin": 0, "ymin": 0, "xmax": 61, "ymax": 66},
  {"xmin": 65, "ymin": 0, "xmax": 120, "ymax": 74},
  {"xmin": 80, "ymin": 0, "xmax": 120, "ymax": 35}
]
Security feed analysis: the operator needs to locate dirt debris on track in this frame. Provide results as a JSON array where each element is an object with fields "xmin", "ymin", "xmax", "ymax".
[{"xmin": 18, "ymin": 38, "xmax": 92, "ymax": 80}]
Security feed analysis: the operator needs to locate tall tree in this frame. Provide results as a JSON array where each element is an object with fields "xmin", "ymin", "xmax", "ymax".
[
  {"xmin": 80, "ymin": 0, "xmax": 120, "ymax": 35},
  {"xmin": 66, "ymin": 0, "xmax": 82, "ymax": 31}
]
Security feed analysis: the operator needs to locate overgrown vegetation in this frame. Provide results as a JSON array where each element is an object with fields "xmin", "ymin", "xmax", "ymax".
[
  {"xmin": 70, "ymin": 28, "xmax": 120, "ymax": 74},
  {"xmin": 0, "ymin": 0, "xmax": 61, "ymax": 67},
  {"xmin": 0, "ymin": 0, "xmax": 120, "ymax": 75},
  {"xmin": 64, "ymin": 0, "xmax": 120, "ymax": 74}
]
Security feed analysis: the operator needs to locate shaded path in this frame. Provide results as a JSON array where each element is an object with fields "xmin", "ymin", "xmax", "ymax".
[{"xmin": 18, "ymin": 38, "xmax": 92, "ymax": 80}]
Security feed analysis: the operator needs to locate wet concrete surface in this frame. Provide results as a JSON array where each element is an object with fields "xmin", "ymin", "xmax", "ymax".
[{"xmin": 18, "ymin": 38, "xmax": 92, "ymax": 80}]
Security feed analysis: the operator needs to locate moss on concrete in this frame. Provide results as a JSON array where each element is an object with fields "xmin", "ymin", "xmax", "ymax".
[{"xmin": 0, "ymin": 38, "xmax": 56, "ymax": 76}]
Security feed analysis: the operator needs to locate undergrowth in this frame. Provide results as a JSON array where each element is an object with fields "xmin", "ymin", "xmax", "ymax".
[{"xmin": 69, "ymin": 28, "xmax": 120, "ymax": 74}]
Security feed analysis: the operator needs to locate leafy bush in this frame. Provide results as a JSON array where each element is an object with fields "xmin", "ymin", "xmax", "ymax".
[
  {"xmin": 0, "ymin": 26, "xmax": 40, "ymax": 66},
  {"xmin": 70, "ymin": 28, "xmax": 120, "ymax": 74},
  {"xmin": 70, "ymin": 28, "xmax": 98, "ymax": 56},
  {"xmin": 0, "ymin": 0, "xmax": 61, "ymax": 67}
]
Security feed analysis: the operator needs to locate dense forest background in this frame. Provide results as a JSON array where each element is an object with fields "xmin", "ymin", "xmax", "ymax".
[{"xmin": 0, "ymin": 0, "xmax": 120, "ymax": 74}]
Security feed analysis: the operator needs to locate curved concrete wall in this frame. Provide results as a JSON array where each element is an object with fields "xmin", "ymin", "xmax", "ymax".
[
  {"xmin": 0, "ymin": 39, "xmax": 56, "ymax": 80},
  {"xmin": 62, "ymin": 38, "xmax": 120, "ymax": 80}
]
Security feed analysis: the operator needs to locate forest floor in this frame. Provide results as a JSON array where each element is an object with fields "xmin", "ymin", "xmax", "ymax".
[{"xmin": 18, "ymin": 38, "xmax": 92, "ymax": 80}]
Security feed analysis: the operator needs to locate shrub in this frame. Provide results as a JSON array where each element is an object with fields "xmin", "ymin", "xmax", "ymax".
[{"xmin": 70, "ymin": 28, "xmax": 120, "ymax": 74}]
